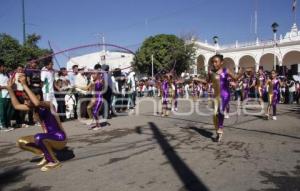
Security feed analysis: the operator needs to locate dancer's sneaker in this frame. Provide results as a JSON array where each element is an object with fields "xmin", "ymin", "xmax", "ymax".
[
  {"xmin": 174, "ymin": 108, "xmax": 178, "ymax": 112},
  {"xmin": 37, "ymin": 157, "xmax": 47, "ymax": 167},
  {"xmin": 216, "ymin": 129, "xmax": 223, "ymax": 142},
  {"xmin": 3, "ymin": 127, "xmax": 14, "ymax": 132},
  {"xmin": 272, "ymin": 116, "xmax": 277, "ymax": 120},
  {"xmin": 216, "ymin": 133, "xmax": 223, "ymax": 142},
  {"xmin": 265, "ymin": 114, "xmax": 270, "ymax": 120},
  {"xmin": 40, "ymin": 162, "xmax": 61, "ymax": 172},
  {"xmin": 224, "ymin": 114, "xmax": 229, "ymax": 119},
  {"xmin": 92, "ymin": 127, "xmax": 102, "ymax": 131}
]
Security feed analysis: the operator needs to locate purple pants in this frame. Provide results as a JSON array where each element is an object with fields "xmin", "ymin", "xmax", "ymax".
[
  {"xmin": 216, "ymin": 91, "xmax": 230, "ymax": 129},
  {"xmin": 93, "ymin": 97, "xmax": 103, "ymax": 120},
  {"xmin": 34, "ymin": 131, "xmax": 66, "ymax": 162}
]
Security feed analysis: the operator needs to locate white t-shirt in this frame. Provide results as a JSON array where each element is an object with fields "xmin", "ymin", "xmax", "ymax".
[
  {"xmin": 0, "ymin": 73, "xmax": 9, "ymax": 98},
  {"xmin": 289, "ymin": 81, "xmax": 296, "ymax": 92},
  {"xmin": 41, "ymin": 67, "xmax": 55, "ymax": 94},
  {"xmin": 74, "ymin": 73, "xmax": 88, "ymax": 94}
]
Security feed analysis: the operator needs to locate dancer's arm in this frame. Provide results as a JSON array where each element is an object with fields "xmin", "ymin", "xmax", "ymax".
[
  {"xmin": 227, "ymin": 68, "xmax": 244, "ymax": 81},
  {"xmin": 193, "ymin": 77, "xmax": 207, "ymax": 84},
  {"xmin": 6, "ymin": 78, "xmax": 30, "ymax": 111},
  {"xmin": 19, "ymin": 74, "xmax": 41, "ymax": 107}
]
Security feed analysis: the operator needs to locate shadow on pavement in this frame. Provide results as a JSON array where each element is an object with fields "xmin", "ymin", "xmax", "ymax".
[
  {"xmin": 186, "ymin": 126, "xmax": 215, "ymax": 142},
  {"xmin": 148, "ymin": 122, "xmax": 209, "ymax": 191},
  {"xmin": 142, "ymin": 114, "xmax": 300, "ymax": 140},
  {"xmin": 30, "ymin": 147, "xmax": 75, "ymax": 163},
  {"xmin": 0, "ymin": 166, "xmax": 31, "ymax": 190}
]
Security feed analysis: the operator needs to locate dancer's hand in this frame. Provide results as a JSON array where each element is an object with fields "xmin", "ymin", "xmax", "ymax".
[
  {"xmin": 18, "ymin": 74, "xmax": 27, "ymax": 86},
  {"xmin": 6, "ymin": 78, "xmax": 15, "ymax": 90}
]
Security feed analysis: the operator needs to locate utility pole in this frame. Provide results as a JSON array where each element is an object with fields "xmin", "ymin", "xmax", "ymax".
[
  {"xmin": 22, "ymin": 0, "xmax": 26, "ymax": 44},
  {"xmin": 95, "ymin": 33, "xmax": 106, "ymax": 65},
  {"xmin": 151, "ymin": 54, "xmax": 154, "ymax": 79}
]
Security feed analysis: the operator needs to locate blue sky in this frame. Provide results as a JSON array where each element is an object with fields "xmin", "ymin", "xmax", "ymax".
[{"xmin": 0, "ymin": 0, "xmax": 296, "ymax": 51}]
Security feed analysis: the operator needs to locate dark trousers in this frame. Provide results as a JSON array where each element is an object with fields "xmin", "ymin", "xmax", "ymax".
[
  {"xmin": 103, "ymin": 87, "xmax": 112, "ymax": 118},
  {"xmin": 0, "ymin": 98, "xmax": 14, "ymax": 128},
  {"xmin": 78, "ymin": 94, "xmax": 91, "ymax": 119},
  {"xmin": 55, "ymin": 92, "xmax": 66, "ymax": 122},
  {"xmin": 15, "ymin": 94, "xmax": 26, "ymax": 126}
]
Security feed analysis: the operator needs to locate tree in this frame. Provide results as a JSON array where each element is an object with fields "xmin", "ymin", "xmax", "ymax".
[
  {"xmin": 22, "ymin": 33, "xmax": 52, "ymax": 67},
  {"xmin": 0, "ymin": 33, "xmax": 51, "ymax": 70},
  {"xmin": 0, "ymin": 34, "xmax": 24, "ymax": 70},
  {"xmin": 133, "ymin": 34, "xmax": 196, "ymax": 76}
]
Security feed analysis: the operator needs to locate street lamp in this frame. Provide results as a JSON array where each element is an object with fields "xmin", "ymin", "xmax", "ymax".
[
  {"xmin": 271, "ymin": 22, "xmax": 279, "ymax": 70},
  {"xmin": 212, "ymin": 36, "xmax": 219, "ymax": 54},
  {"xmin": 213, "ymin": 36, "xmax": 219, "ymax": 45}
]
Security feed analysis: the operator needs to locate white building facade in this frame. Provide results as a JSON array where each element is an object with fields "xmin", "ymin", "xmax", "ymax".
[
  {"xmin": 193, "ymin": 24, "xmax": 300, "ymax": 75},
  {"xmin": 66, "ymin": 50, "xmax": 134, "ymax": 73}
]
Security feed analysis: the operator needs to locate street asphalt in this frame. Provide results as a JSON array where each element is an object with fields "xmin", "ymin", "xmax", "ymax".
[{"xmin": 0, "ymin": 98, "xmax": 299, "ymax": 191}]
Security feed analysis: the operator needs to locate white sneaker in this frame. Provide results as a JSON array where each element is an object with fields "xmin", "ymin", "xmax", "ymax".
[
  {"xmin": 272, "ymin": 116, "xmax": 277, "ymax": 120},
  {"xmin": 174, "ymin": 108, "xmax": 178, "ymax": 112},
  {"xmin": 224, "ymin": 114, "xmax": 229, "ymax": 119}
]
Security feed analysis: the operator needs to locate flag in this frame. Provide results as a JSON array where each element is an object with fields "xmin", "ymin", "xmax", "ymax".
[{"xmin": 293, "ymin": 0, "xmax": 297, "ymax": 12}]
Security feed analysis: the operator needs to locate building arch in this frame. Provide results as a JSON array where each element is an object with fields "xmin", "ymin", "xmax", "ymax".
[
  {"xmin": 259, "ymin": 53, "xmax": 280, "ymax": 72},
  {"xmin": 282, "ymin": 50, "xmax": 300, "ymax": 66},
  {"xmin": 238, "ymin": 55, "xmax": 256, "ymax": 70},
  {"xmin": 223, "ymin": 57, "xmax": 235, "ymax": 71}
]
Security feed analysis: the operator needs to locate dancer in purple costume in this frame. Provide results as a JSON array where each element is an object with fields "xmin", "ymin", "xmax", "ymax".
[
  {"xmin": 194, "ymin": 55, "xmax": 243, "ymax": 142},
  {"xmin": 6, "ymin": 74, "xmax": 67, "ymax": 172},
  {"xmin": 266, "ymin": 70, "xmax": 281, "ymax": 120},
  {"xmin": 241, "ymin": 70, "xmax": 251, "ymax": 101},
  {"xmin": 90, "ymin": 70, "xmax": 104, "ymax": 130},
  {"xmin": 161, "ymin": 75, "xmax": 169, "ymax": 116},
  {"xmin": 257, "ymin": 67, "xmax": 266, "ymax": 104}
]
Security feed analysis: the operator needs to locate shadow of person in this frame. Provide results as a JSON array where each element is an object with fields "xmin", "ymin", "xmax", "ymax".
[
  {"xmin": 188, "ymin": 126, "xmax": 216, "ymax": 142},
  {"xmin": 55, "ymin": 147, "xmax": 75, "ymax": 162},
  {"xmin": 30, "ymin": 147, "xmax": 75, "ymax": 163},
  {"xmin": 0, "ymin": 166, "xmax": 31, "ymax": 190}
]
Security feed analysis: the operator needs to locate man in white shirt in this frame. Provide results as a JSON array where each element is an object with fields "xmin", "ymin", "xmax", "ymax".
[
  {"xmin": 0, "ymin": 63, "xmax": 14, "ymax": 131},
  {"xmin": 74, "ymin": 67, "xmax": 90, "ymax": 118},
  {"xmin": 184, "ymin": 83, "xmax": 189, "ymax": 99},
  {"xmin": 288, "ymin": 79, "xmax": 296, "ymax": 104},
  {"xmin": 68, "ymin": 65, "xmax": 78, "ymax": 87},
  {"xmin": 41, "ymin": 60, "xmax": 57, "ymax": 109}
]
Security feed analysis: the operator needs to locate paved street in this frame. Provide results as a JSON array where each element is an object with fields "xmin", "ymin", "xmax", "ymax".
[{"xmin": 0, "ymin": 99, "xmax": 300, "ymax": 191}]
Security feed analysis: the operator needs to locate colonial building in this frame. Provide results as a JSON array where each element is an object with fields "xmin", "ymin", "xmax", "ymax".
[{"xmin": 193, "ymin": 24, "xmax": 300, "ymax": 75}]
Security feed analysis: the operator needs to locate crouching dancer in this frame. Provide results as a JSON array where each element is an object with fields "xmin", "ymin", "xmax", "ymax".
[{"xmin": 7, "ymin": 73, "xmax": 67, "ymax": 172}]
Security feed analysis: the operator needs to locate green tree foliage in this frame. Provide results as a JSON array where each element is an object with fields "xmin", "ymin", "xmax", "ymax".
[
  {"xmin": 133, "ymin": 34, "xmax": 196, "ymax": 76},
  {"xmin": 0, "ymin": 33, "xmax": 52, "ymax": 70}
]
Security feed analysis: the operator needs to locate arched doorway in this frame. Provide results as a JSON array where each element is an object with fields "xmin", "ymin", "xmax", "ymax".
[
  {"xmin": 239, "ymin": 55, "xmax": 256, "ymax": 71},
  {"xmin": 196, "ymin": 55, "xmax": 205, "ymax": 74},
  {"xmin": 259, "ymin": 53, "xmax": 279, "ymax": 72},
  {"xmin": 282, "ymin": 50, "xmax": 300, "ymax": 76},
  {"xmin": 223, "ymin": 57, "xmax": 235, "ymax": 72},
  {"xmin": 283, "ymin": 50, "xmax": 300, "ymax": 66}
]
